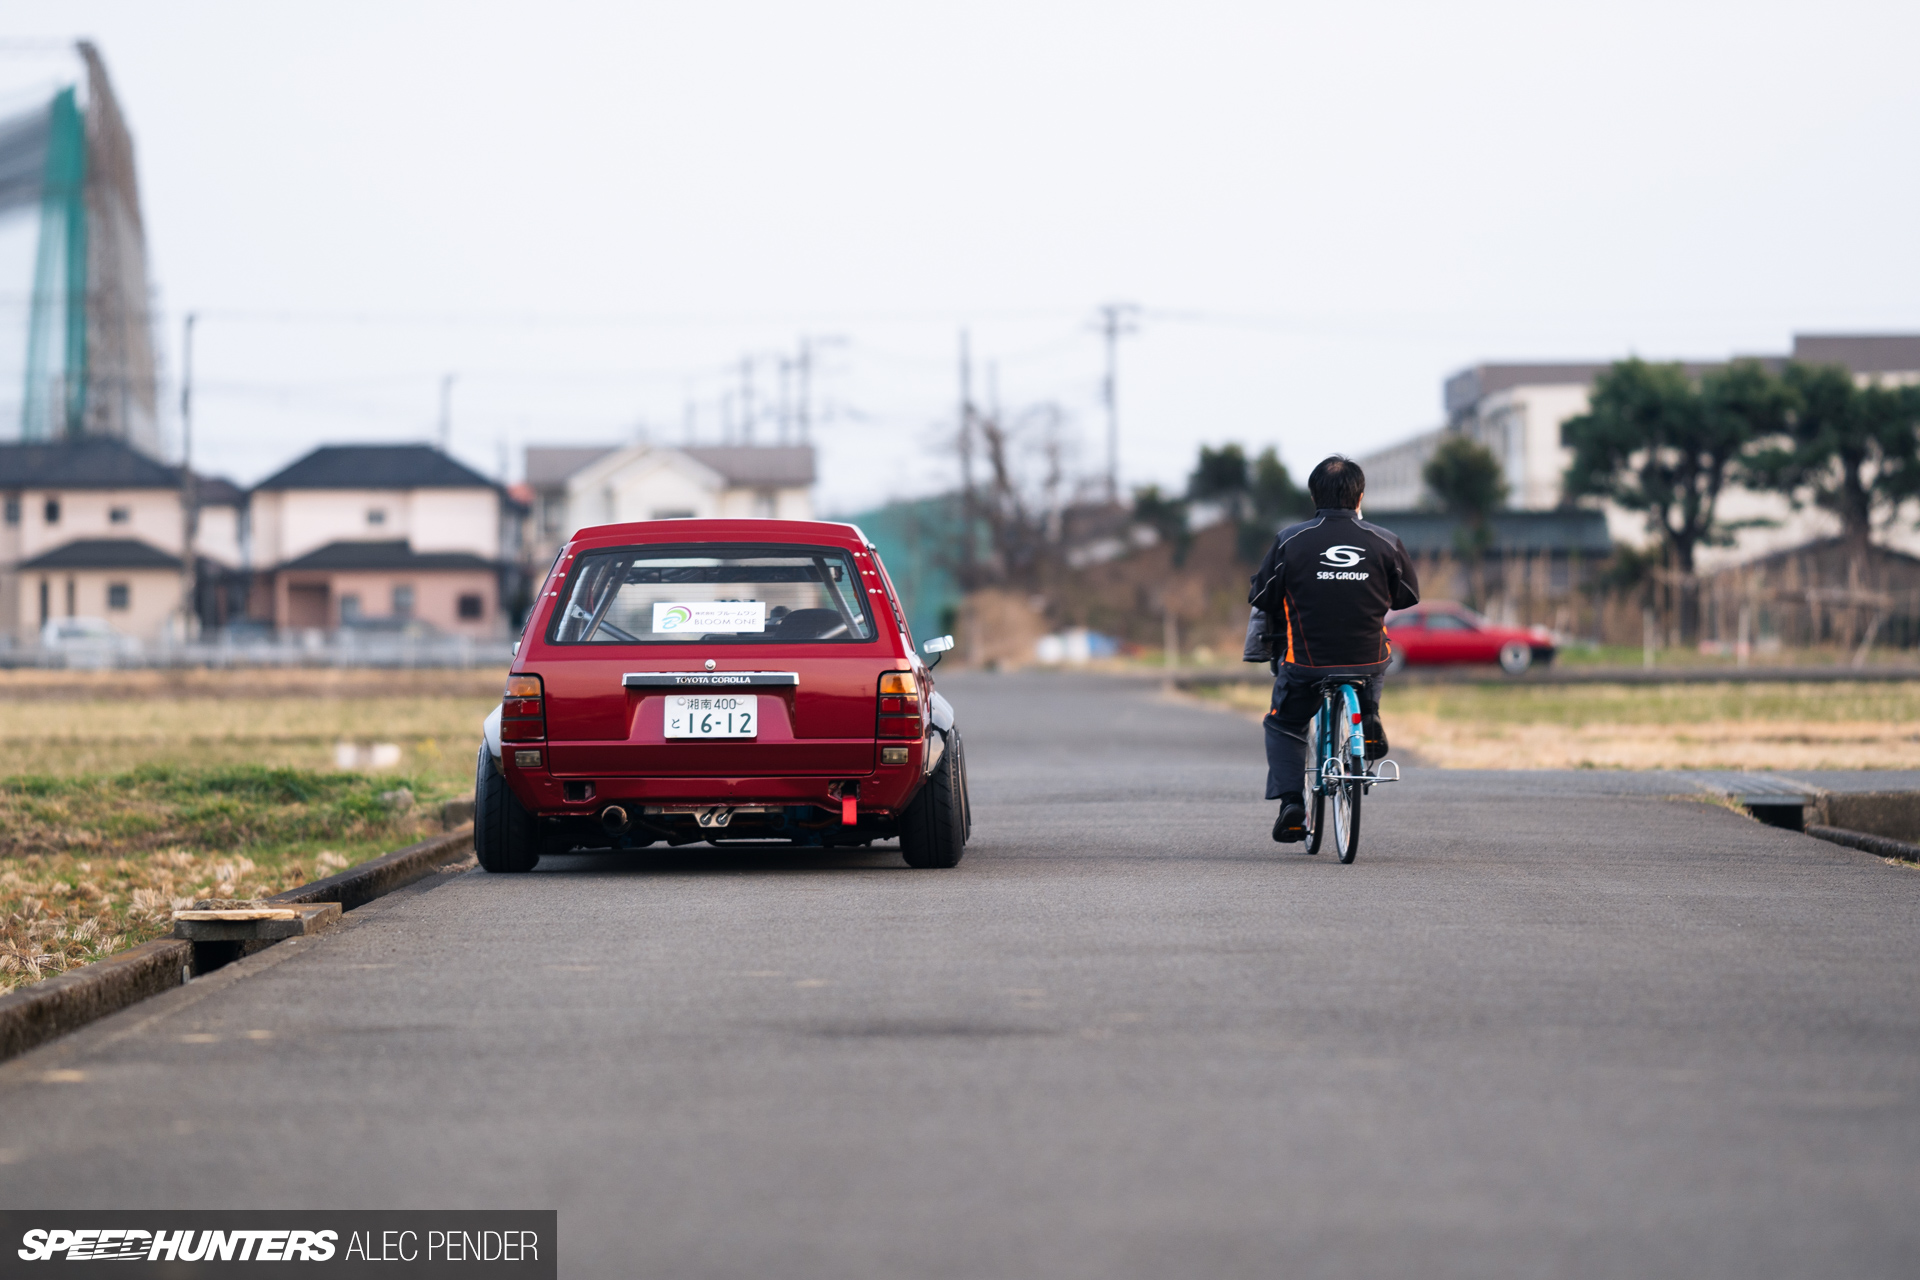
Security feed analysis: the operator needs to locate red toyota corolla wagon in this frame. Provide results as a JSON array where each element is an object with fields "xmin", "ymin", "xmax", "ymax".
[{"xmin": 474, "ymin": 519, "xmax": 969, "ymax": 872}]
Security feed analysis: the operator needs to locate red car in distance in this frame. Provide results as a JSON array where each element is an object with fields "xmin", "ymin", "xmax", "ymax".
[{"xmin": 1384, "ymin": 602, "xmax": 1556, "ymax": 675}]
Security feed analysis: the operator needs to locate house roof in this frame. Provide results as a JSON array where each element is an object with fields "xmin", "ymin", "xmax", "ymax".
[
  {"xmin": 1443, "ymin": 358, "xmax": 1790, "ymax": 416},
  {"xmin": 532, "ymin": 443, "xmax": 817, "ymax": 491},
  {"xmin": 1792, "ymin": 334, "xmax": 1920, "ymax": 376},
  {"xmin": 18, "ymin": 537, "xmax": 183, "ymax": 570},
  {"xmin": 1365, "ymin": 509, "xmax": 1613, "ymax": 556},
  {"xmin": 192, "ymin": 475, "xmax": 246, "ymax": 506},
  {"xmin": 682, "ymin": 445, "xmax": 815, "ymax": 488},
  {"xmin": 0, "ymin": 438, "xmax": 177, "ymax": 490},
  {"xmin": 255, "ymin": 444, "xmax": 501, "ymax": 492},
  {"xmin": 1443, "ymin": 364, "xmax": 1611, "ymax": 416},
  {"xmin": 279, "ymin": 539, "xmax": 499, "ymax": 572},
  {"xmin": 525, "ymin": 445, "xmax": 617, "ymax": 488}
]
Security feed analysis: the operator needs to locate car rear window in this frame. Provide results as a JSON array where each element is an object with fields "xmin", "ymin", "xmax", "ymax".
[{"xmin": 546, "ymin": 543, "xmax": 877, "ymax": 645}]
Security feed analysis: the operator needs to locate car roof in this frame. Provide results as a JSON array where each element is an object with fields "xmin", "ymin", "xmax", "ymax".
[{"xmin": 566, "ymin": 518, "xmax": 872, "ymax": 550}]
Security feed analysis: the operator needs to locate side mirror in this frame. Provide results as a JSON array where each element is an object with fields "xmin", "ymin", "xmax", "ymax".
[{"xmin": 923, "ymin": 634, "xmax": 954, "ymax": 668}]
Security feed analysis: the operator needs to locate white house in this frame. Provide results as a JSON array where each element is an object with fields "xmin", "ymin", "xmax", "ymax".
[
  {"xmin": 0, "ymin": 438, "xmax": 244, "ymax": 645},
  {"xmin": 248, "ymin": 444, "xmax": 523, "ymax": 637},
  {"xmin": 524, "ymin": 444, "xmax": 816, "ymax": 568}
]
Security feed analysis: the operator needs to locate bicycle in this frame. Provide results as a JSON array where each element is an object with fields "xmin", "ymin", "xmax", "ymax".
[{"xmin": 1302, "ymin": 677, "xmax": 1400, "ymax": 863}]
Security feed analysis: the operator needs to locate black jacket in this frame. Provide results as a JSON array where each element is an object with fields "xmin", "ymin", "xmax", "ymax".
[{"xmin": 1247, "ymin": 508, "xmax": 1420, "ymax": 673}]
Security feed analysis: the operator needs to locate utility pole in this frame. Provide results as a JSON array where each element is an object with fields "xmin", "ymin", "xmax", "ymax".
[
  {"xmin": 795, "ymin": 339, "xmax": 811, "ymax": 444},
  {"xmin": 739, "ymin": 356, "xmax": 755, "ymax": 445},
  {"xmin": 179, "ymin": 311, "xmax": 198, "ymax": 643},
  {"xmin": 1096, "ymin": 302, "xmax": 1139, "ymax": 505},
  {"xmin": 437, "ymin": 374, "xmax": 455, "ymax": 452},
  {"xmin": 777, "ymin": 357, "xmax": 792, "ymax": 444},
  {"xmin": 957, "ymin": 329, "xmax": 976, "ymax": 580}
]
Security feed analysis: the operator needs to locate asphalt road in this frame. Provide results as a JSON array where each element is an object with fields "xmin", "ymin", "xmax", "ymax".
[{"xmin": 4, "ymin": 673, "xmax": 1918, "ymax": 1278}]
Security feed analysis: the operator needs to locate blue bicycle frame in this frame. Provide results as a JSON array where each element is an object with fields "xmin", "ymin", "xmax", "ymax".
[{"xmin": 1314, "ymin": 682, "xmax": 1367, "ymax": 787}]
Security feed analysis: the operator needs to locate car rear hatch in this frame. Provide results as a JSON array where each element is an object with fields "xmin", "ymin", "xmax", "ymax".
[{"xmin": 533, "ymin": 540, "xmax": 892, "ymax": 779}]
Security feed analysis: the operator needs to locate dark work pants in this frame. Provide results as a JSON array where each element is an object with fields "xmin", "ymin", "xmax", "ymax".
[{"xmin": 1264, "ymin": 668, "xmax": 1382, "ymax": 800}]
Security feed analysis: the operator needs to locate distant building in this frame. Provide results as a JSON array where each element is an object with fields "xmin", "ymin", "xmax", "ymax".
[
  {"xmin": 248, "ymin": 444, "xmax": 523, "ymax": 637},
  {"xmin": 1356, "ymin": 333, "xmax": 1920, "ymax": 570},
  {"xmin": 523, "ymin": 444, "xmax": 816, "ymax": 568},
  {"xmin": 0, "ymin": 438, "xmax": 243, "ymax": 645}
]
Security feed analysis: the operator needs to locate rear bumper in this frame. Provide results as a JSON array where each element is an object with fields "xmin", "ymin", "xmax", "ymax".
[{"xmin": 503, "ymin": 743, "xmax": 924, "ymax": 818}]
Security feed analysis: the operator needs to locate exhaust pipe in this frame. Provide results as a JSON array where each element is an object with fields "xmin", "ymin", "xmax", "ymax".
[{"xmin": 601, "ymin": 805, "xmax": 630, "ymax": 834}]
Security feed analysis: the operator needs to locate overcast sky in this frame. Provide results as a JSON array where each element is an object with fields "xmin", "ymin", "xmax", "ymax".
[{"xmin": 3, "ymin": 0, "xmax": 1918, "ymax": 512}]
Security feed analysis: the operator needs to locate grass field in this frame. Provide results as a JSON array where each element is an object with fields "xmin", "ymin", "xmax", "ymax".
[
  {"xmin": 0, "ymin": 668, "xmax": 502, "ymax": 992},
  {"xmin": 1196, "ymin": 679, "xmax": 1920, "ymax": 771}
]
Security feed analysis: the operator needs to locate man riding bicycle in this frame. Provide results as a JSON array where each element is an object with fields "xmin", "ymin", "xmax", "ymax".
[{"xmin": 1247, "ymin": 456, "xmax": 1420, "ymax": 844}]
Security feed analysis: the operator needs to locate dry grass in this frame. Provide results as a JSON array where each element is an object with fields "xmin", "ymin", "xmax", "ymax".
[
  {"xmin": 1196, "ymin": 680, "xmax": 1920, "ymax": 770},
  {"xmin": 0, "ymin": 668, "xmax": 502, "ymax": 787},
  {"xmin": 0, "ymin": 668, "xmax": 497, "ymax": 993}
]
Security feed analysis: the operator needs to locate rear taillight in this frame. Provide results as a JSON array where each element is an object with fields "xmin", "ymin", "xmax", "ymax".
[
  {"xmin": 501, "ymin": 674, "xmax": 547, "ymax": 742},
  {"xmin": 876, "ymin": 671, "xmax": 921, "ymax": 739}
]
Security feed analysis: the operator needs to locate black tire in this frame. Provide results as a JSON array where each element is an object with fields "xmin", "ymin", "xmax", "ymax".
[
  {"xmin": 474, "ymin": 746, "xmax": 540, "ymax": 873},
  {"xmin": 953, "ymin": 728, "xmax": 972, "ymax": 843},
  {"xmin": 900, "ymin": 731, "xmax": 965, "ymax": 868},
  {"xmin": 1303, "ymin": 716, "xmax": 1325, "ymax": 855},
  {"xmin": 1335, "ymin": 777, "xmax": 1362, "ymax": 863},
  {"xmin": 1331, "ymin": 716, "xmax": 1363, "ymax": 863}
]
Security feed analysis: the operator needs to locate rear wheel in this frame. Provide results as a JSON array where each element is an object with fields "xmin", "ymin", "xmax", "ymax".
[
  {"xmin": 474, "ymin": 746, "xmax": 540, "ymax": 873},
  {"xmin": 900, "ymin": 731, "xmax": 965, "ymax": 868},
  {"xmin": 1303, "ymin": 716, "xmax": 1325, "ymax": 855},
  {"xmin": 1331, "ymin": 716, "xmax": 1363, "ymax": 863},
  {"xmin": 953, "ymin": 729, "xmax": 973, "ymax": 843}
]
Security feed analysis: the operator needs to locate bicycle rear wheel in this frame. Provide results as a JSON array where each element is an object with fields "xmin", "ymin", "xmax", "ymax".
[
  {"xmin": 1303, "ymin": 713, "xmax": 1326, "ymax": 855},
  {"xmin": 1331, "ymin": 715, "xmax": 1363, "ymax": 863}
]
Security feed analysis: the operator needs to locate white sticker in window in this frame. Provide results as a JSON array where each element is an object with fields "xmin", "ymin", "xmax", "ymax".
[{"xmin": 652, "ymin": 601, "xmax": 767, "ymax": 633}]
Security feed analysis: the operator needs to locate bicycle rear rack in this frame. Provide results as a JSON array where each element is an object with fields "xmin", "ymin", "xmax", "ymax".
[{"xmin": 1321, "ymin": 759, "xmax": 1401, "ymax": 787}]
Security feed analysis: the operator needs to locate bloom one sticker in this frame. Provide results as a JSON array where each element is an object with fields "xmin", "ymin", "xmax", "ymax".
[{"xmin": 651, "ymin": 601, "xmax": 767, "ymax": 633}]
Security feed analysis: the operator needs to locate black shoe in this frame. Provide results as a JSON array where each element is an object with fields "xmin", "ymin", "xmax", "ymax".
[
  {"xmin": 1363, "ymin": 714, "xmax": 1389, "ymax": 760},
  {"xmin": 1272, "ymin": 801, "xmax": 1306, "ymax": 843}
]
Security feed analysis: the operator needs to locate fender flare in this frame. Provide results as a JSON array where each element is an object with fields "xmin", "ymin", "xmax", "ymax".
[
  {"xmin": 482, "ymin": 703, "xmax": 503, "ymax": 761},
  {"xmin": 929, "ymin": 690, "xmax": 956, "ymax": 732}
]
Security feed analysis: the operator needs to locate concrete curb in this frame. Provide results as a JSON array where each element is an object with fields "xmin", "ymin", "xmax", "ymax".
[
  {"xmin": 0, "ymin": 823, "xmax": 475, "ymax": 1064},
  {"xmin": 271, "ymin": 825, "xmax": 474, "ymax": 911},
  {"xmin": 0, "ymin": 938, "xmax": 193, "ymax": 1063},
  {"xmin": 1805, "ymin": 823, "xmax": 1920, "ymax": 862}
]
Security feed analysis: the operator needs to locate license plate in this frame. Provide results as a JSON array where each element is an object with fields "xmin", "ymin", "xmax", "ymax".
[{"xmin": 665, "ymin": 694, "xmax": 758, "ymax": 738}]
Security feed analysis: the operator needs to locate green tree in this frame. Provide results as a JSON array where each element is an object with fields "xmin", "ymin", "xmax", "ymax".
[
  {"xmin": 1743, "ymin": 363, "xmax": 1920, "ymax": 558},
  {"xmin": 1563, "ymin": 358, "xmax": 1787, "ymax": 641},
  {"xmin": 1188, "ymin": 444, "xmax": 1251, "ymax": 519},
  {"xmin": 1132, "ymin": 484, "xmax": 1191, "ymax": 566},
  {"xmin": 1562, "ymin": 358, "xmax": 1780, "ymax": 575},
  {"xmin": 1423, "ymin": 434, "xmax": 1508, "ymax": 520},
  {"xmin": 1422, "ymin": 434, "xmax": 1508, "ymax": 608},
  {"xmin": 1239, "ymin": 446, "xmax": 1311, "ymax": 561}
]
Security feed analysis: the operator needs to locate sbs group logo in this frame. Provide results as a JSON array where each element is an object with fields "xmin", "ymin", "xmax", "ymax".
[{"xmin": 1317, "ymin": 544, "xmax": 1370, "ymax": 581}]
